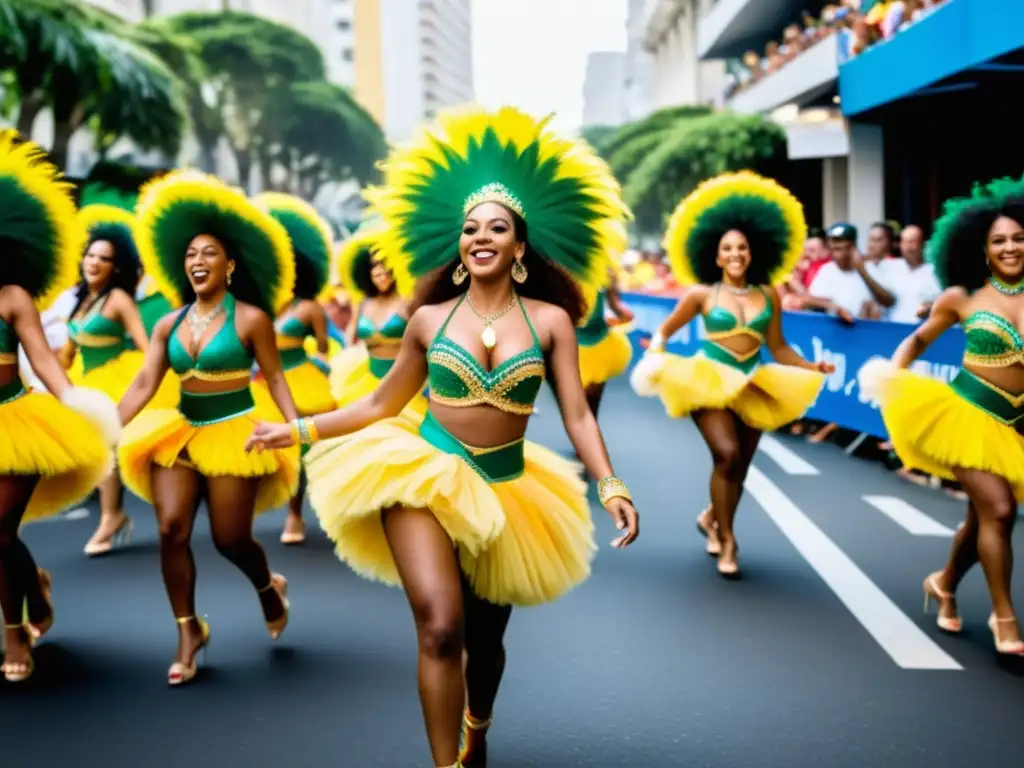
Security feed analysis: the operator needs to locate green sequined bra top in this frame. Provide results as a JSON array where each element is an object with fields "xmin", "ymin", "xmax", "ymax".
[{"xmin": 426, "ymin": 294, "xmax": 545, "ymax": 416}]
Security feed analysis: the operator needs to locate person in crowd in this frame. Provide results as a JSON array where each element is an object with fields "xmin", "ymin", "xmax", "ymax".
[
  {"xmin": 860, "ymin": 221, "xmax": 898, "ymax": 319},
  {"xmin": 251, "ymin": 193, "xmax": 336, "ymax": 546},
  {"xmin": 884, "ymin": 224, "xmax": 943, "ymax": 324},
  {"xmin": 631, "ymin": 172, "xmax": 830, "ymax": 577},
  {"xmin": 247, "ymin": 105, "xmax": 640, "ymax": 768},
  {"xmin": 861, "ymin": 175, "xmax": 1024, "ymax": 657},
  {"xmin": 66, "ymin": 204, "xmax": 179, "ymax": 556},
  {"xmin": 116, "ymin": 170, "xmax": 300, "ymax": 686},
  {"xmin": 807, "ymin": 222, "xmax": 895, "ymax": 319},
  {"xmin": 0, "ymin": 132, "xmax": 119, "ymax": 682}
]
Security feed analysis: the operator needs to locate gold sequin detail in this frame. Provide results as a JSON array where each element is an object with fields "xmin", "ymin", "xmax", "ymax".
[
  {"xmin": 70, "ymin": 331, "xmax": 123, "ymax": 347},
  {"xmin": 963, "ymin": 350, "xmax": 1024, "ymax": 367},
  {"xmin": 705, "ymin": 338, "xmax": 761, "ymax": 363},
  {"xmin": 179, "ymin": 368, "xmax": 252, "ymax": 383},
  {"xmin": 964, "ymin": 371, "xmax": 1024, "ymax": 408},
  {"xmin": 427, "ymin": 347, "xmax": 543, "ymax": 416},
  {"xmin": 275, "ymin": 336, "xmax": 305, "ymax": 350},
  {"xmin": 0, "ymin": 352, "xmax": 16, "ymax": 365},
  {"xmin": 706, "ymin": 328, "xmax": 765, "ymax": 345}
]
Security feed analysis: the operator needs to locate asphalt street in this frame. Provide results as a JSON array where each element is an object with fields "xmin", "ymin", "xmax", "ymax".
[{"xmin": 3, "ymin": 378, "xmax": 1023, "ymax": 767}]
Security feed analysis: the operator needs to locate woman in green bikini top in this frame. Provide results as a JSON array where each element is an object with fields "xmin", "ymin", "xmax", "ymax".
[
  {"xmin": 348, "ymin": 257, "xmax": 408, "ymax": 375},
  {"xmin": 876, "ymin": 179, "xmax": 1024, "ymax": 656},
  {"xmin": 247, "ymin": 104, "xmax": 639, "ymax": 768}
]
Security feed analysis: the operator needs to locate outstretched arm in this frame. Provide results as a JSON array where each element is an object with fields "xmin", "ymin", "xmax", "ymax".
[
  {"xmin": 891, "ymin": 287, "xmax": 965, "ymax": 368},
  {"xmin": 763, "ymin": 286, "xmax": 833, "ymax": 372},
  {"xmin": 649, "ymin": 285, "xmax": 707, "ymax": 349},
  {"xmin": 248, "ymin": 307, "xmax": 298, "ymax": 422},
  {"xmin": 118, "ymin": 312, "xmax": 174, "ymax": 424},
  {"xmin": 548, "ymin": 307, "xmax": 638, "ymax": 548},
  {"xmin": 605, "ymin": 283, "xmax": 634, "ymax": 322},
  {"xmin": 246, "ymin": 308, "xmax": 431, "ymax": 450},
  {"xmin": 9, "ymin": 287, "xmax": 72, "ymax": 398}
]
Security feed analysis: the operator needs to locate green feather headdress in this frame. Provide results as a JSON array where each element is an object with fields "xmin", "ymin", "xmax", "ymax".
[
  {"xmin": 928, "ymin": 176, "xmax": 1024, "ymax": 291},
  {"xmin": 0, "ymin": 130, "xmax": 84, "ymax": 310},
  {"xmin": 254, "ymin": 192, "xmax": 333, "ymax": 304},
  {"xmin": 365, "ymin": 105, "xmax": 631, "ymax": 296},
  {"xmin": 133, "ymin": 170, "xmax": 294, "ymax": 314},
  {"xmin": 664, "ymin": 171, "xmax": 807, "ymax": 286},
  {"xmin": 78, "ymin": 204, "xmax": 139, "ymax": 266}
]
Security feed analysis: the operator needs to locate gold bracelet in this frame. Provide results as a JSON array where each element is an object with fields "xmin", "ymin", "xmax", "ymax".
[
  {"xmin": 305, "ymin": 416, "xmax": 320, "ymax": 443},
  {"xmin": 597, "ymin": 475, "xmax": 631, "ymax": 507},
  {"xmin": 289, "ymin": 419, "xmax": 301, "ymax": 446}
]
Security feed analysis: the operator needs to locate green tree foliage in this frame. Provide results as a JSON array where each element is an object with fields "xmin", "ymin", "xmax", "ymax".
[
  {"xmin": 622, "ymin": 112, "xmax": 787, "ymax": 234},
  {"xmin": 578, "ymin": 124, "xmax": 618, "ymax": 154}
]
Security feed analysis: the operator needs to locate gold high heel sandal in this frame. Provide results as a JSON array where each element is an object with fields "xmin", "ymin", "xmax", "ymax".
[
  {"xmin": 259, "ymin": 573, "xmax": 289, "ymax": 640},
  {"xmin": 695, "ymin": 507, "xmax": 720, "ymax": 556},
  {"xmin": 167, "ymin": 615, "xmax": 211, "ymax": 686},
  {"xmin": 459, "ymin": 709, "xmax": 492, "ymax": 767},
  {"xmin": 84, "ymin": 515, "xmax": 133, "ymax": 557},
  {"xmin": 2, "ymin": 624, "xmax": 34, "ymax": 683},
  {"xmin": 922, "ymin": 573, "xmax": 962, "ymax": 633},
  {"xmin": 987, "ymin": 614, "xmax": 1024, "ymax": 656}
]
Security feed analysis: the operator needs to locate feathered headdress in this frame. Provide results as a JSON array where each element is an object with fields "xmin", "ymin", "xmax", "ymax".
[
  {"xmin": 335, "ymin": 219, "xmax": 397, "ymax": 303},
  {"xmin": 0, "ymin": 131, "xmax": 84, "ymax": 309},
  {"xmin": 254, "ymin": 192, "xmax": 333, "ymax": 305},
  {"xmin": 664, "ymin": 171, "xmax": 806, "ymax": 286},
  {"xmin": 365, "ymin": 105, "xmax": 630, "ymax": 296},
  {"xmin": 133, "ymin": 170, "xmax": 294, "ymax": 314}
]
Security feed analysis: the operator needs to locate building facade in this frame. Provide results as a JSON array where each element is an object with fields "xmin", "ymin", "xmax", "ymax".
[
  {"xmin": 582, "ymin": 52, "xmax": 628, "ymax": 127},
  {"xmin": 642, "ymin": 0, "xmax": 727, "ymax": 111},
  {"xmin": 623, "ymin": 0, "xmax": 653, "ymax": 121},
  {"xmin": 355, "ymin": 0, "xmax": 474, "ymax": 141}
]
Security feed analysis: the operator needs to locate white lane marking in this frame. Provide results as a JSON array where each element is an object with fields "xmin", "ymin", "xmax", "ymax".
[
  {"xmin": 862, "ymin": 496, "xmax": 955, "ymax": 537},
  {"xmin": 61, "ymin": 508, "xmax": 91, "ymax": 521},
  {"xmin": 745, "ymin": 466, "xmax": 961, "ymax": 671},
  {"xmin": 757, "ymin": 435, "xmax": 820, "ymax": 475}
]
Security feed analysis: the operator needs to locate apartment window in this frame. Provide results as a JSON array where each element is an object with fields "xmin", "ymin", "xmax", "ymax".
[
  {"xmin": 337, "ymin": 19, "xmax": 351, "ymax": 31},
  {"xmin": 342, "ymin": 48, "xmax": 353, "ymax": 62}
]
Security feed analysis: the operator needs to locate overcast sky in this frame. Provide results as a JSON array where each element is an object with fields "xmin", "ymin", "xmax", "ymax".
[{"xmin": 471, "ymin": 0, "xmax": 628, "ymax": 133}]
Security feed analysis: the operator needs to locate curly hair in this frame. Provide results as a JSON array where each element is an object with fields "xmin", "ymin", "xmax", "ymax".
[
  {"xmin": 687, "ymin": 212, "xmax": 786, "ymax": 286},
  {"xmin": 69, "ymin": 224, "xmax": 142, "ymax": 318},
  {"xmin": 928, "ymin": 177, "xmax": 1024, "ymax": 291},
  {"xmin": 351, "ymin": 247, "xmax": 397, "ymax": 299},
  {"xmin": 411, "ymin": 208, "xmax": 586, "ymax": 324}
]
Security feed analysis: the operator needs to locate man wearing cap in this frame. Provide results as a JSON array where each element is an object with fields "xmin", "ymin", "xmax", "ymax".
[{"xmin": 805, "ymin": 222, "xmax": 894, "ymax": 321}]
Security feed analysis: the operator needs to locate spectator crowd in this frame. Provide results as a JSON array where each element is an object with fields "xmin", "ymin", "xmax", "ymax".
[{"xmin": 725, "ymin": 0, "xmax": 949, "ymax": 98}]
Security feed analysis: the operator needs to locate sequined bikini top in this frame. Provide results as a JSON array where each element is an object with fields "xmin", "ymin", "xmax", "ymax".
[
  {"xmin": 963, "ymin": 310, "xmax": 1024, "ymax": 368},
  {"xmin": 68, "ymin": 296, "xmax": 126, "ymax": 349},
  {"xmin": 167, "ymin": 293, "xmax": 253, "ymax": 381},
  {"xmin": 275, "ymin": 306, "xmax": 312, "ymax": 343},
  {"xmin": 426, "ymin": 294, "xmax": 545, "ymax": 415},
  {"xmin": 356, "ymin": 308, "xmax": 406, "ymax": 345},
  {"xmin": 703, "ymin": 284, "xmax": 773, "ymax": 338},
  {"xmin": 577, "ymin": 290, "xmax": 609, "ymax": 344}
]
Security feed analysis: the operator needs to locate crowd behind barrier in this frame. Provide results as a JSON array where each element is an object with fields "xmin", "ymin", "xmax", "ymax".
[{"xmin": 622, "ymin": 291, "xmax": 964, "ymax": 439}]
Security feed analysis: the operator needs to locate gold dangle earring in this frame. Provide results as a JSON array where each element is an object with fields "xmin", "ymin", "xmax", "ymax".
[
  {"xmin": 511, "ymin": 257, "xmax": 527, "ymax": 284},
  {"xmin": 227, "ymin": 268, "xmax": 234, "ymax": 287},
  {"xmin": 452, "ymin": 262, "xmax": 469, "ymax": 285}
]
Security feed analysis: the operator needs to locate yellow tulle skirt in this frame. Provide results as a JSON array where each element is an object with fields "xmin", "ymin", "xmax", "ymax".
[
  {"xmin": 1, "ymin": 391, "xmax": 113, "ymax": 522},
  {"xmin": 634, "ymin": 351, "xmax": 825, "ymax": 431},
  {"xmin": 305, "ymin": 417, "xmax": 596, "ymax": 606},
  {"xmin": 70, "ymin": 350, "xmax": 179, "ymax": 408},
  {"xmin": 862, "ymin": 362, "xmax": 1024, "ymax": 498},
  {"xmin": 253, "ymin": 360, "xmax": 335, "ymax": 417},
  {"xmin": 329, "ymin": 345, "xmax": 428, "ymax": 418},
  {"xmin": 118, "ymin": 394, "xmax": 300, "ymax": 514},
  {"xmin": 578, "ymin": 328, "xmax": 633, "ymax": 388}
]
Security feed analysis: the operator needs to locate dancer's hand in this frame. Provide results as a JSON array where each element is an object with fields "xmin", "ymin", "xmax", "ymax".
[
  {"xmin": 606, "ymin": 497, "xmax": 639, "ymax": 548},
  {"xmin": 245, "ymin": 422, "xmax": 295, "ymax": 452},
  {"xmin": 815, "ymin": 361, "xmax": 835, "ymax": 374}
]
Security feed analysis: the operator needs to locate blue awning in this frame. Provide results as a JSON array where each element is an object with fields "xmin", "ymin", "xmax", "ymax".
[{"xmin": 838, "ymin": 0, "xmax": 1024, "ymax": 118}]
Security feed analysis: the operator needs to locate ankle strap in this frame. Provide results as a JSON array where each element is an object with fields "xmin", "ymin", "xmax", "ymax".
[
  {"xmin": 464, "ymin": 710, "xmax": 493, "ymax": 730},
  {"xmin": 4, "ymin": 623, "xmax": 24, "ymax": 630},
  {"xmin": 175, "ymin": 615, "xmax": 196, "ymax": 625}
]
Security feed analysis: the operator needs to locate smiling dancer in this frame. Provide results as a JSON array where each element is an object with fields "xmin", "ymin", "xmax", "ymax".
[
  {"xmin": 66, "ymin": 204, "xmax": 178, "ymax": 556},
  {"xmin": 0, "ymin": 132, "xmax": 119, "ymax": 682},
  {"xmin": 252, "ymin": 193, "xmax": 335, "ymax": 545},
  {"xmin": 632, "ymin": 172, "xmax": 829, "ymax": 577},
  {"xmin": 247, "ymin": 106, "xmax": 640, "ymax": 768},
  {"xmin": 116, "ymin": 170, "xmax": 300, "ymax": 685},
  {"xmin": 329, "ymin": 221, "xmax": 428, "ymax": 420},
  {"xmin": 861, "ymin": 177, "xmax": 1024, "ymax": 656}
]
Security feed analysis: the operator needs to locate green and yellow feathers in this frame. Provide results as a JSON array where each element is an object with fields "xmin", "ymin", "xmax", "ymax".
[
  {"xmin": 0, "ymin": 131, "xmax": 84, "ymax": 310},
  {"xmin": 365, "ymin": 105, "xmax": 630, "ymax": 296},
  {"xmin": 255, "ymin": 192, "xmax": 333, "ymax": 303},
  {"xmin": 78, "ymin": 203, "xmax": 140, "ymax": 265},
  {"xmin": 664, "ymin": 171, "xmax": 807, "ymax": 287},
  {"xmin": 928, "ymin": 175, "xmax": 1024, "ymax": 291},
  {"xmin": 133, "ymin": 170, "xmax": 294, "ymax": 314},
  {"xmin": 336, "ymin": 220, "xmax": 390, "ymax": 303}
]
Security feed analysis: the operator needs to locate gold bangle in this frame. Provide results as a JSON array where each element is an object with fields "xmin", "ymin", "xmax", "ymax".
[
  {"xmin": 598, "ymin": 475, "xmax": 631, "ymax": 507},
  {"xmin": 305, "ymin": 416, "xmax": 320, "ymax": 443},
  {"xmin": 289, "ymin": 419, "xmax": 301, "ymax": 446}
]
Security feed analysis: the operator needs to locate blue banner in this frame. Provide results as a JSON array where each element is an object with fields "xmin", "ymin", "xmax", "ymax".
[{"xmin": 622, "ymin": 292, "xmax": 965, "ymax": 438}]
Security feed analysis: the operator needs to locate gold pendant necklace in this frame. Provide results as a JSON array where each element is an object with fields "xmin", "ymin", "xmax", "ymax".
[
  {"xmin": 186, "ymin": 301, "xmax": 224, "ymax": 352},
  {"xmin": 467, "ymin": 292, "xmax": 517, "ymax": 349}
]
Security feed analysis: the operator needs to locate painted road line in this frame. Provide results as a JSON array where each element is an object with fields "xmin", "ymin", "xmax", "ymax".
[
  {"xmin": 745, "ymin": 467, "xmax": 961, "ymax": 671},
  {"xmin": 62, "ymin": 507, "xmax": 91, "ymax": 521},
  {"xmin": 862, "ymin": 496, "xmax": 955, "ymax": 537},
  {"xmin": 757, "ymin": 435, "xmax": 820, "ymax": 476}
]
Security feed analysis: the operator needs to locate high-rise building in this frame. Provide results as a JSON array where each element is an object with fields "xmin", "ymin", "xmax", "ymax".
[
  {"xmin": 355, "ymin": 0, "xmax": 474, "ymax": 141},
  {"xmin": 624, "ymin": 0, "xmax": 653, "ymax": 121},
  {"xmin": 581, "ymin": 52, "xmax": 628, "ymax": 127}
]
